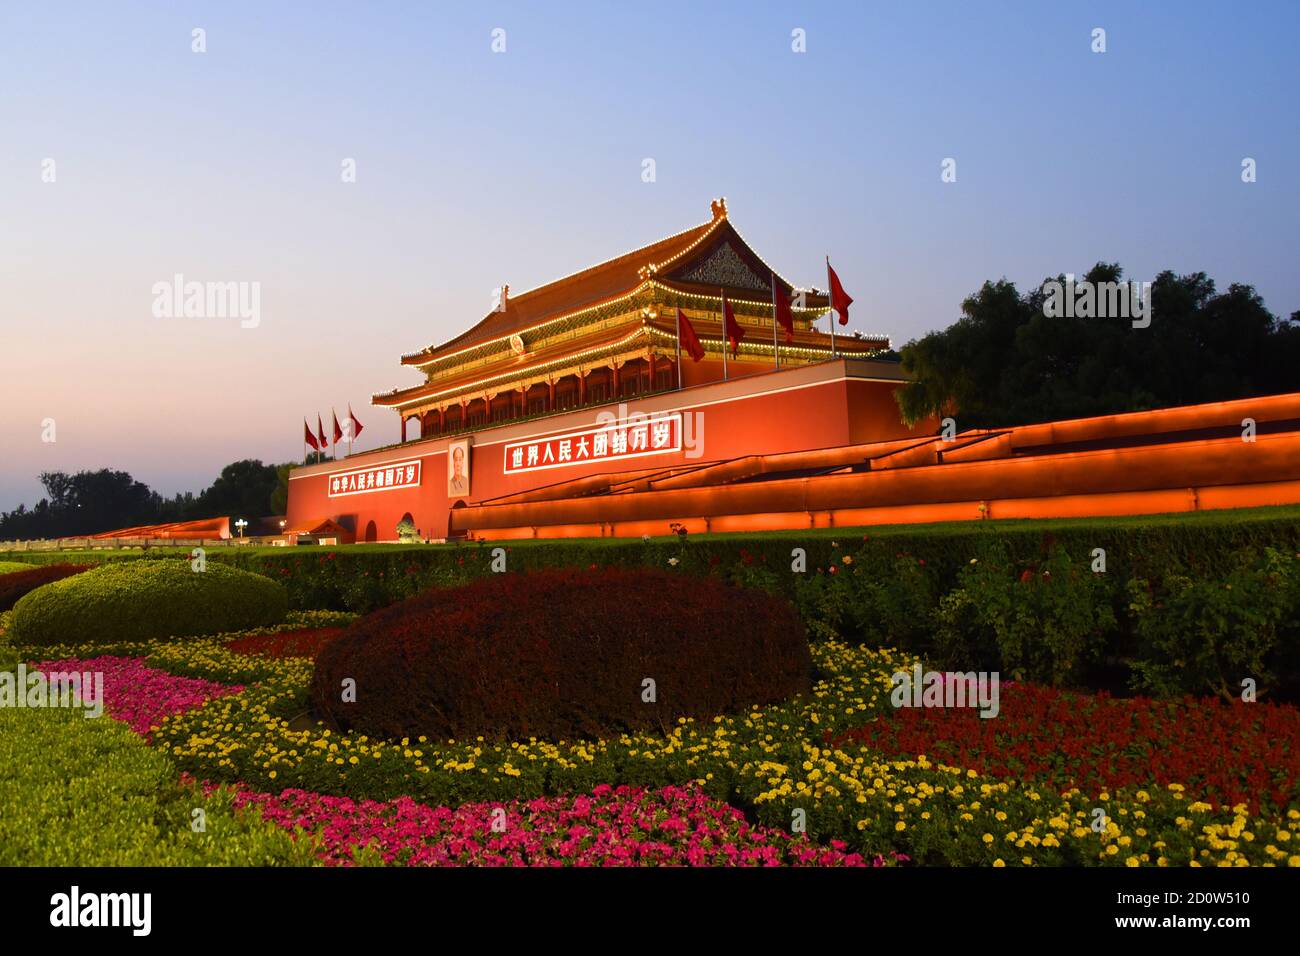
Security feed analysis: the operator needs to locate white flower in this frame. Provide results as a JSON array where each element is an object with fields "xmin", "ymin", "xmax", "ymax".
[{"xmin": 668, "ymin": 557, "xmax": 679, "ymax": 566}]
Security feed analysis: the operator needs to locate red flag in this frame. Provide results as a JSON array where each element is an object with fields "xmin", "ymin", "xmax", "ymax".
[
  {"xmin": 316, "ymin": 414, "xmax": 328, "ymax": 450},
  {"xmin": 348, "ymin": 404, "xmax": 365, "ymax": 440},
  {"xmin": 827, "ymin": 260, "xmax": 853, "ymax": 326},
  {"xmin": 332, "ymin": 409, "xmax": 344, "ymax": 446},
  {"xmin": 722, "ymin": 293, "xmax": 744, "ymax": 358},
  {"xmin": 772, "ymin": 277, "xmax": 795, "ymax": 345},
  {"xmin": 303, "ymin": 419, "xmax": 320, "ymax": 451},
  {"xmin": 677, "ymin": 308, "xmax": 705, "ymax": 362}
]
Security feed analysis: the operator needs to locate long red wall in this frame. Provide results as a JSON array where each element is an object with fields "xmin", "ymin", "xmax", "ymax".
[{"xmin": 286, "ymin": 361, "xmax": 926, "ymax": 541}]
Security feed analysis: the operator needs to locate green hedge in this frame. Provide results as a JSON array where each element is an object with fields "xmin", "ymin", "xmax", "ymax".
[
  {"xmin": 176, "ymin": 506, "xmax": 1300, "ymax": 614},
  {"xmin": 6, "ymin": 506, "xmax": 1299, "ymax": 696},
  {"xmin": 10, "ymin": 560, "xmax": 287, "ymax": 647},
  {"xmin": 0, "ymin": 707, "xmax": 320, "ymax": 865},
  {"xmin": 0, "ymin": 561, "xmax": 39, "ymax": 575}
]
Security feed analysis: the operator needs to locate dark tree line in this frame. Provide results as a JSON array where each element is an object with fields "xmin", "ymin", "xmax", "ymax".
[
  {"xmin": 0, "ymin": 460, "xmax": 293, "ymax": 540},
  {"xmin": 895, "ymin": 263, "xmax": 1300, "ymax": 428}
]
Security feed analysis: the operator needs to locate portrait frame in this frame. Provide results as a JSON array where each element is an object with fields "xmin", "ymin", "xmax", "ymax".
[{"xmin": 447, "ymin": 437, "xmax": 472, "ymax": 498}]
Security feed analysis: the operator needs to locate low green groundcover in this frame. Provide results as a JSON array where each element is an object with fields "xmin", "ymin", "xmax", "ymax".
[
  {"xmin": 0, "ymin": 561, "xmax": 35, "ymax": 575},
  {"xmin": 0, "ymin": 707, "xmax": 318, "ymax": 865},
  {"xmin": 10, "ymin": 560, "xmax": 287, "ymax": 647}
]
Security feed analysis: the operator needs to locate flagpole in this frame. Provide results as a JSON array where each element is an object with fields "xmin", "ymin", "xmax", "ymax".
[
  {"xmin": 770, "ymin": 274, "xmax": 779, "ymax": 370},
  {"xmin": 675, "ymin": 307, "xmax": 683, "ymax": 390},
  {"xmin": 826, "ymin": 256, "xmax": 837, "ymax": 360},
  {"xmin": 720, "ymin": 289, "xmax": 728, "ymax": 381}
]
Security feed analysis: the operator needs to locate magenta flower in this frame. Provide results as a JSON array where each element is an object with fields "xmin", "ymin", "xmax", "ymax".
[
  {"xmin": 209, "ymin": 781, "xmax": 896, "ymax": 867},
  {"xmin": 30, "ymin": 655, "xmax": 241, "ymax": 739}
]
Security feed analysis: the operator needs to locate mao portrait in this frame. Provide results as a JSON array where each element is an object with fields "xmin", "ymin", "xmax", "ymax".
[{"xmin": 447, "ymin": 439, "xmax": 471, "ymax": 497}]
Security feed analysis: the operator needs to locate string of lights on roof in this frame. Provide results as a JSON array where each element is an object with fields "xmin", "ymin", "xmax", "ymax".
[
  {"xmin": 382, "ymin": 327, "xmax": 655, "ymax": 410},
  {"xmin": 382, "ymin": 306, "xmax": 886, "ymax": 414},
  {"xmin": 403, "ymin": 286, "xmax": 655, "ymax": 369}
]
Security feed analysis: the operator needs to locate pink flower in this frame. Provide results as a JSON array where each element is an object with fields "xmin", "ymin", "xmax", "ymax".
[
  {"xmin": 30, "ymin": 656, "xmax": 241, "ymax": 739},
  {"xmin": 217, "ymin": 782, "xmax": 876, "ymax": 867}
]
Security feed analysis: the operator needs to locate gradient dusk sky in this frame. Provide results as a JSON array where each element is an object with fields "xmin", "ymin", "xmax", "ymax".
[{"xmin": 1, "ymin": 1, "xmax": 1297, "ymax": 512}]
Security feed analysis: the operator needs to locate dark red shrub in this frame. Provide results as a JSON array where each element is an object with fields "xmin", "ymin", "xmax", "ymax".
[
  {"xmin": 310, "ymin": 566, "xmax": 812, "ymax": 741},
  {"xmin": 0, "ymin": 564, "xmax": 93, "ymax": 612}
]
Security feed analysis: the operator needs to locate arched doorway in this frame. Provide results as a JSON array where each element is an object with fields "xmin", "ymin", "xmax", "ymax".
[
  {"xmin": 447, "ymin": 500, "xmax": 467, "ymax": 540},
  {"xmin": 364, "ymin": 520, "xmax": 377, "ymax": 543}
]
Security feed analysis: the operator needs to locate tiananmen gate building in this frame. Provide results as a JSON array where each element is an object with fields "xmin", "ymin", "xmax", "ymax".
[{"xmin": 285, "ymin": 200, "xmax": 1300, "ymax": 543}]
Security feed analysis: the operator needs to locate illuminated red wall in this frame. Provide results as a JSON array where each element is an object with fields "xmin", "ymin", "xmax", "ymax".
[{"xmin": 286, "ymin": 361, "xmax": 930, "ymax": 541}]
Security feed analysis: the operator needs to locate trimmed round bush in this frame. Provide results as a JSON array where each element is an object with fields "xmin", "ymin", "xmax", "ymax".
[
  {"xmin": 0, "ymin": 564, "xmax": 93, "ymax": 612},
  {"xmin": 311, "ymin": 566, "xmax": 812, "ymax": 741},
  {"xmin": 11, "ymin": 560, "xmax": 288, "ymax": 646}
]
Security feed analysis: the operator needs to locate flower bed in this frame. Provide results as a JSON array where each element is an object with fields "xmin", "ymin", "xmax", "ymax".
[
  {"xmin": 31, "ymin": 655, "xmax": 243, "ymax": 738},
  {"xmin": 216, "ymin": 781, "xmax": 890, "ymax": 867},
  {"xmin": 15, "ymin": 607, "xmax": 1299, "ymax": 867},
  {"xmin": 224, "ymin": 627, "xmax": 346, "ymax": 660},
  {"xmin": 0, "ymin": 563, "xmax": 93, "ymax": 612},
  {"xmin": 829, "ymin": 684, "xmax": 1300, "ymax": 814},
  {"xmin": 147, "ymin": 639, "xmax": 1300, "ymax": 866}
]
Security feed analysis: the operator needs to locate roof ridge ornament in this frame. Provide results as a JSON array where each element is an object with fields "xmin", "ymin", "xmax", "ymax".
[{"xmin": 710, "ymin": 197, "xmax": 728, "ymax": 221}]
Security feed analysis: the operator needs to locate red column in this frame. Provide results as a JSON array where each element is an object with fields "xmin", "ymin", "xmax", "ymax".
[
  {"xmin": 612, "ymin": 362, "xmax": 621, "ymax": 398},
  {"xmin": 579, "ymin": 373, "xmax": 587, "ymax": 405},
  {"xmin": 438, "ymin": 407, "xmax": 445, "ymax": 433}
]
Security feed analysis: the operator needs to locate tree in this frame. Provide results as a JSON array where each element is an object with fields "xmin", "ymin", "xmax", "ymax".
[
  {"xmin": 0, "ymin": 459, "xmax": 297, "ymax": 540},
  {"xmin": 895, "ymin": 264, "xmax": 1300, "ymax": 428},
  {"xmin": 269, "ymin": 463, "xmax": 293, "ymax": 515},
  {"xmin": 186, "ymin": 460, "xmax": 281, "ymax": 521},
  {"xmin": 0, "ymin": 469, "xmax": 161, "ymax": 539}
]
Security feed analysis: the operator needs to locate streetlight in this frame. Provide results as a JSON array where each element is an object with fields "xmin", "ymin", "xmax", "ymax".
[{"xmin": 234, "ymin": 518, "xmax": 248, "ymax": 540}]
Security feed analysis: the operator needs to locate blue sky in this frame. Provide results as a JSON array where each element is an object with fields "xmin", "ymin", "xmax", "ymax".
[{"xmin": 1, "ymin": 1, "xmax": 1296, "ymax": 511}]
